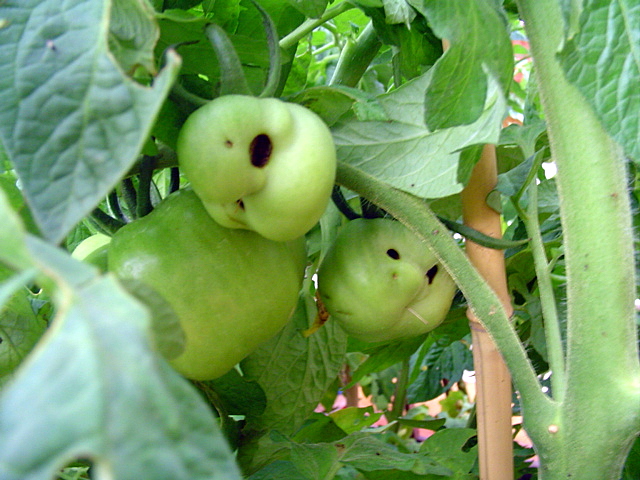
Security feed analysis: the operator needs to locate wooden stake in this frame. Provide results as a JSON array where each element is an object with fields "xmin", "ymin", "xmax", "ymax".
[{"xmin": 462, "ymin": 144, "xmax": 514, "ymax": 479}]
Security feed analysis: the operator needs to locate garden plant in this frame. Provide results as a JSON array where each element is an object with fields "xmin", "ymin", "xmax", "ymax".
[{"xmin": 0, "ymin": 1, "xmax": 639, "ymax": 479}]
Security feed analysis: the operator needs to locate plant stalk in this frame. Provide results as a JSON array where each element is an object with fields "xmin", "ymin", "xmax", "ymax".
[
  {"xmin": 516, "ymin": 0, "xmax": 640, "ymax": 478},
  {"xmin": 523, "ymin": 180, "xmax": 565, "ymax": 401},
  {"xmin": 329, "ymin": 22, "xmax": 381, "ymax": 88},
  {"xmin": 279, "ymin": 2, "xmax": 355, "ymax": 51}
]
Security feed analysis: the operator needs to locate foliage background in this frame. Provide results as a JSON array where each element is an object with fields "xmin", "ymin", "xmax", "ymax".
[{"xmin": 0, "ymin": 0, "xmax": 638, "ymax": 479}]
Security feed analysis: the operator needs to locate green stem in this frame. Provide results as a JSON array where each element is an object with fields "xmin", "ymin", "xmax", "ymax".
[
  {"xmin": 524, "ymin": 181, "xmax": 565, "ymax": 401},
  {"xmin": 329, "ymin": 22, "xmax": 381, "ymax": 88},
  {"xmin": 279, "ymin": 2, "xmax": 355, "ymax": 51},
  {"xmin": 252, "ymin": 0, "xmax": 281, "ymax": 98},
  {"xmin": 169, "ymin": 81, "xmax": 209, "ymax": 113},
  {"xmin": 517, "ymin": 0, "xmax": 640, "ymax": 477},
  {"xmin": 121, "ymin": 178, "xmax": 138, "ymax": 219},
  {"xmin": 89, "ymin": 208, "xmax": 125, "ymax": 236},
  {"xmin": 107, "ymin": 190, "xmax": 126, "ymax": 223},
  {"xmin": 331, "ymin": 185, "xmax": 361, "ymax": 220},
  {"xmin": 136, "ymin": 156, "xmax": 156, "ymax": 218},
  {"xmin": 205, "ymin": 23, "xmax": 252, "ymax": 96},
  {"xmin": 335, "ymin": 162, "xmax": 555, "ymax": 420}
]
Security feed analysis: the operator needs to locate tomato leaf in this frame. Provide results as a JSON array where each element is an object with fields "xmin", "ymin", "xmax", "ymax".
[
  {"xmin": 0, "ymin": 189, "xmax": 33, "ymax": 272},
  {"xmin": 558, "ymin": 0, "xmax": 640, "ymax": 163},
  {"xmin": 419, "ymin": 428, "xmax": 478, "ymax": 474},
  {"xmin": 241, "ymin": 294, "xmax": 348, "ymax": 435},
  {"xmin": 336, "ymin": 432, "xmax": 452, "ymax": 475},
  {"xmin": 332, "ymin": 70, "xmax": 506, "ymax": 200},
  {"xmin": 109, "ymin": 0, "xmax": 159, "ymax": 75},
  {"xmin": 408, "ymin": 0, "xmax": 513, "ymax": 130},
  {"xmin": 287, "ymin": 0, "xmax": 329, "ymax": 19},
  {"xmin": 0, "ymin": 271, "xmax": 45, "ymax": 385},
  {"xmin": 0, "ymin": 0, "xmax": 180, "ymax": 243},
  {"xmin": 238, "ymin": 294, "xmax": 348, "ymax": 471},
  {"xmin": 407, "ymin": 337, "xmax": 474, "ymax": 403},
  {"xmin": 0, "ymin": 238, "xmax": 241, "ymax": 480}
]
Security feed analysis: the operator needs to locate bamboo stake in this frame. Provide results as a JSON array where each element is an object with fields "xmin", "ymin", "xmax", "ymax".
[{"xmin": 461, "ymin": 144, "xmax": 514, "ymax": 479}]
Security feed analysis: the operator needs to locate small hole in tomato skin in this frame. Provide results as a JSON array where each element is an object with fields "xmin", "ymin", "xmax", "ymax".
[
  {"xmin": 225, "ymin": 139, "xmax": 233, "ymax": 148},
  {"xmin": 249, "ymin": 134, "xmax": 272, "ymax": 168},
  {"xmin": 387, "ymin": 249, "xmax": 400, "ymax": 260},
  {"xmin": 426, "ymin": 265, "xmax": 438, "ymax": 284},
  {"xmin": 236, "ymin": 199, "xmax": 245, "ymax": 210}
]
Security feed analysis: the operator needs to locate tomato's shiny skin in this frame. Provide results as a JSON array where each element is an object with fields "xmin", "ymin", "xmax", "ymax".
[
  {"xmin": 317, "ymin": 218, "xmax": 456, "ymax": 344},
  {"xmin": 176, "ymin": 95, "xmax": 337, "ymax": 242},
  {"xmin": 108, "ymin": 189, "xmax": 306, "ymax": 380}
]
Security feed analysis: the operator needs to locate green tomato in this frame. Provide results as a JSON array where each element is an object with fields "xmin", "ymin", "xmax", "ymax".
[
  {"xmin": 317, "ymin": 218, "xmax": 457, "ymax": 344},
  {"xmin": 176, "ymin": 95, "xmax": 337, "ymax": 242},
  {"xmin": 108, "ymin": 189, "xmax": 306, "ymax": 380},
  {"xmin": 72, "ymin": 233, "xmax": 111, "ymax": 272}
]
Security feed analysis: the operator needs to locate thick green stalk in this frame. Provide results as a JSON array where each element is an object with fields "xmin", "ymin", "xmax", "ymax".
[
  {"xmin": 329, "ymin": 22, "xmax": 381, "ymax": 88},
  {"xmin": 335, "ymin": 162, "xmax": 557, "ymax": 424},
  {"xmin": 516, "ymin": 1, "xmax": 640, "ymax": 478}
]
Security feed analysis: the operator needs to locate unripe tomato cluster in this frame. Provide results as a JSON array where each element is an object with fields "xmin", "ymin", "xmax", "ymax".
[{"xmin": 103, "ymin": 94, "xmax": 455, "ymax": 381}]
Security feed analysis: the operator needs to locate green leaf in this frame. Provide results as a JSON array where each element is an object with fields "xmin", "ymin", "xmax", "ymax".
[
  {"xmin": 0, "ymin": 174, "xmax": 40, "ymax": 235},
  {"xmin": 0, "ymin": 258, "xmax": 241, "ymax": 480},
  {"xmin": 288, "ymin": 0, "xmax": 329, "ymax": 19},
  {"xmin": 420, "ymin": 428, "xmax": 478, "ymax": 475},
  {"xmin": 238, "ymin": 294, "xmax": 348, "ymax": 473},
  {"xmin": 332, "ymin": 70, "xmax": 506, "ymax": 200},
  {"xmin": 622, "ymin": 434, "xmax": 640, "ymax": 480},
  {"xmin": 347, "ymin": 335, "xmax": 426, "ymax": 387},
  {"xmin": 337, "ymin": 433, "xmax": 452, "ymax": 475},
  {"xmin": 109, "ymin": 0, "xmax": 159, "ymax": 74},
  {"xmin": 0, "ymin": 272, "xmax": 46, "ymax": 381},
  {"xmin": 289, "ymin": 86, "xmax": 359, "ymax": 126},
  {"xmin": 329, "ymin": 406, "xmax": 383, "ymax": 434},
  {"xmin": 289, "ymin": 441, "xmax": 341, "ymax": 480},
  {"xmin": 407, "ymin": 338, "xmax": 473, "ymax": 403},
  {"xmin": 0, "ymin": 0, "xmax": 180, "ymax": 243},
  {"xmin": 241, "ymin": 294, "xmax": 348, "ymax": 436},
  {"xmin": 207, "ymin": 367, "xmax": 268, "ymax": 417},
  {"xmin": 559, "ymin": 0, "xmax": 640, "ymax": 163},
  {"xmin": 248, "ymin": 459, "xmax": 309, "ymax": 480},
  {"xmin": 396, "ymin": 417, "xmax": 446, "ymax": 431},
  {"xmin": 408, "ymin": 0, "xmax": 513, "ymax": 130},
  {"xmin": 293, "ymin": 412, "xmax": 349, "ymax": 443},
  {"xmin": 117, "ymin": 278, "xmax": 186, "ymax": 360},
  {"xmin": 0, "ymin": 188, "xmax": 33, "ymax": 272},
  {"xmin": 205, "ymin": 23, "xmax": 253, "ymax": 96},
  {"xmin": 382, "ymin": 0, "xmax": 417, "ymax": 26}
]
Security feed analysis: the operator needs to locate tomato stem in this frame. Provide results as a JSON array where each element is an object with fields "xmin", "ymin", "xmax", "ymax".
[
  {"xmin": 522, "ymin": 179, "xmax": 565, "ymax": 401},
  {"xmin": 279, "ymin": 2, "xmax": 355, "ymax": 52},
  {"xmin": 329, "ymin": 22, "xmax": 381, "ymax": 88}
]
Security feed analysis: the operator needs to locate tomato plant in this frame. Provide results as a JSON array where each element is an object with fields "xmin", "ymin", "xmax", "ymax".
[{"xmin": 0, "ymin": 1, "xmax": 638, "ymax": 480}]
